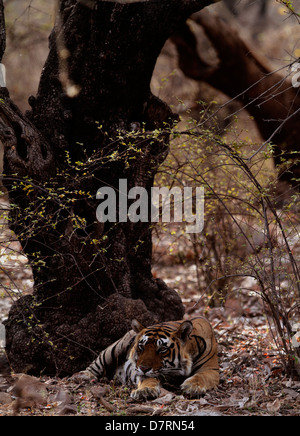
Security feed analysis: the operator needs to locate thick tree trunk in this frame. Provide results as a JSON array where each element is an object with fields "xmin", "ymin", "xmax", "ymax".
[{"xmin": 1, "ymin": 0, "xmax": 215, "ymax": 375}]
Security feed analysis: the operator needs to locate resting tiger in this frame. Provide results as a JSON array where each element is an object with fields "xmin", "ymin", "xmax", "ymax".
[{"xmin": 84, "ymin": 316, "xmax": 219, "ymax": 400}]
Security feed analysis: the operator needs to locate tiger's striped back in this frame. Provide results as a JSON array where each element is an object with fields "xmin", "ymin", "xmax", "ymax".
[{"xmin": 87, "ymin": 330, "xmax": 136, "ymax": 380}]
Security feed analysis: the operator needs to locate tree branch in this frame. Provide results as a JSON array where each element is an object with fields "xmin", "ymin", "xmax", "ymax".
[
  {"xmin": 0, "ymin": 88, "xmax": 54, "ymax": 179},
  {"xmin": 171, "ymin": 9, "xmax": 300, "ymax": 182}
]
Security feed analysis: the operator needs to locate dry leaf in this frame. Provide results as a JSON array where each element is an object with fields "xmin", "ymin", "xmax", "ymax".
[
  {"xmin": 12, "ymin": 374, "xmax": 48, "ymax": 413},
  {"xmin": 98, "ymin": 395, "xmax": 117, "ymax": 413},
  {"xmin": 152, "ymin": 393, "xmax": 174, "ymax": 405},
  {"xmin": 266, "ymin": 398, "xmax": 282, "ymax": 413},
  {"xmin": 126, "ymin": 405, "xmax": 154, "ymax": 415},
  {"xmin": 90, "ymin": 386, "xmax": 109, "ymax": 399},
  {"xmin": 0, "ymin": 392, "xmax": 12, "ymax": 405}
]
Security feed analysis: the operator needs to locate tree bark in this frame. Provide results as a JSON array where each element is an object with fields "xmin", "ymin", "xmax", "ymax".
[
  {"xmin": 171, "ymin": 9, "xmax": 300, "ymax": 184},
  {"xmin": 1, "ymin": 0, "xmax": 215, "ymax": 375}
]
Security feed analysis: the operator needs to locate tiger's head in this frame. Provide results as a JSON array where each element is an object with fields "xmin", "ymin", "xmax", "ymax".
[{"xmin": 128, "ymin": 319, "xmax": 194, "ymax": 380}]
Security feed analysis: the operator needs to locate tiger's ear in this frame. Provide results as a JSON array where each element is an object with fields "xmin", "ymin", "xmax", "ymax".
[
  {"xmin": 175, "ymin": 320, "xmax": 193, "ymax": 343},
  {"xmin": 132, "ymin": 319, "xmax": 145, "ymax": 333}
]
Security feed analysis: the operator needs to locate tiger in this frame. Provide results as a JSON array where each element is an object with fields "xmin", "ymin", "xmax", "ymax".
[{"xmin": 84, "ymin": 316, "xmax": 219, "ymax": 401}]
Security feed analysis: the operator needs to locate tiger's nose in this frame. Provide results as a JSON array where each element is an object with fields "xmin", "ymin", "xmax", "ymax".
[{"xmin": 139, "ymin": 365, "xmax": 151, "ymax": 374}]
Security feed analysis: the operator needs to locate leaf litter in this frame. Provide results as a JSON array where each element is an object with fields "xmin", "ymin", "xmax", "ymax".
[
  {"xmin": 1, "ymin": 275, "xmax": 300, "ymax": 416},
  {"xmin": 0, "ymin": 198, "xmax": 300, "ymax": 415}
]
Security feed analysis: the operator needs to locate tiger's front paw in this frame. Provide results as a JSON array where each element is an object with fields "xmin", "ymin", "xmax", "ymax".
[
  {"xmin": 131, "ymin": 386, "xmax": 160, "ymax": 401},
  {"xmin": 181, "ymin": 372, "xmax": 219, "ymax": 398},
  {"xmin": 181, "ymin": 376, "xmax": 207, "ymax": 397},
  {"xmin": 130, "ymin": 379, "xmax": 160, "ymax": 401}
]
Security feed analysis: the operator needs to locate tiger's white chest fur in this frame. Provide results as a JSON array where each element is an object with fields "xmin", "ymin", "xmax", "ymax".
[{"xmin": 115, "ymin": 360, "xmax": 137, "ymax": 385}]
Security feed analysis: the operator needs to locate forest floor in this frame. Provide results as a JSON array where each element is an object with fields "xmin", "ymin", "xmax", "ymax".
[
  {"xmin": 1, "ymin": 286, "xmax": 300, "ymax": 417},
  {"xmin": 0, "ymin": 209, "xmax": 300, "ymax": 416}
]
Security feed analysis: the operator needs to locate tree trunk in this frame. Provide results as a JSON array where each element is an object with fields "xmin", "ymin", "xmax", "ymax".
[{"xmin": 1, "ymin": 0, "xmax": 215, "ymax": 376}]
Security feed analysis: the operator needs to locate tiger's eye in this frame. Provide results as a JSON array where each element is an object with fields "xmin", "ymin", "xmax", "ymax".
[{"xmin": 158, "ymin": 347, "xmax": 169, "ymax": 354}]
